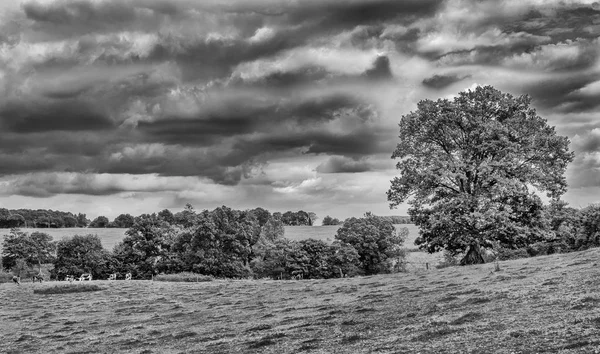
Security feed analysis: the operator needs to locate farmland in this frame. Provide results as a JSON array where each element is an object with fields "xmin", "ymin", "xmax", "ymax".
[{"xmin": 2, "ymin": 248, "xmax": 600, "ymax": 353}]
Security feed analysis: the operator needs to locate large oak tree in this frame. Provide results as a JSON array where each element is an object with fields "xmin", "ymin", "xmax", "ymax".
[{"xmin": 387, "ymin": 86, "xmax": 574, "ymax": 264}]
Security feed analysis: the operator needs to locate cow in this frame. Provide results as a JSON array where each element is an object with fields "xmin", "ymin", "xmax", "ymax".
[{"xmin": 12, "ymin": 276, "xmax": 20, "ymax": 286}]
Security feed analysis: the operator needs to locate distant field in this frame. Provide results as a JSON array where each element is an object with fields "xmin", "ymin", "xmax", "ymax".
[{"xmin": 3, "ymin": 248, "xmax": 600, "ymax": 353}]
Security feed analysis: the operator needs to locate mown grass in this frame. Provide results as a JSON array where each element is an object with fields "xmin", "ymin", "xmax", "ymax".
[
  {"xmin": 153, "ymin": 272, "xmax": 214, "ymax": 282},
  {"xmin": 4, "ymin": 247, "xmax": 600, "ymax": 353},
  {"xmin": 33, "ymin": 283, "xmax": 103, "ymax": 294}
]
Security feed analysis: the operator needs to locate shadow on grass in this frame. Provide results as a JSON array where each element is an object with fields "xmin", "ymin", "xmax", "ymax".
[{"xmin": 34, "ymin": 284, "xmax": 103, "ymax": 294}]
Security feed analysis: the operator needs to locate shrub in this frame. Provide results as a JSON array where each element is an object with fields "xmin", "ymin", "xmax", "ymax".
[
  {"xmin": 0, "ymin": 270, "xmax": 14, "ymax": 283},
  {"xmin": 153, "ymin": 272, "xmax": 214, "ymax": 282},
  {"xmin": 33, "ymin": 284, "xmax": 103, "ymax": 294}
]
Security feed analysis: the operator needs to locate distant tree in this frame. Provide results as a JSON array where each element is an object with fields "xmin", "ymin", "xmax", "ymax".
[
  {"xmin": 110, "ymin": 214, "xmax": 135, "ymax": 228},
  {"xmin": 1, "ymin": 230, "xmax": 56, "ymax": 273},
  {"xmin": 113, "ymin": 214, "xmax": 175, "ymax": 279},
  {"xmin": 89, "ymin": 216, "xmax": 110, "ymax": 228},
  {"xmin": 173, "ymin": 203, "xmax": 197, "ymax": 228},
  {"xmin": 63, "ymin": 216, "xmax": 78, "ymax": 228},
  {"xmin": 299, "ymin": 239, "xmax": 333, "ymax": 278},
  {"xmin": 322, "ymin": 215, "xmax": 341, "ymax": 226},
  {"xmin": 573, "ymin": 204, "xmax": 600, "ymax": 250},
  {"xmin": 281, "ymin": 211, "xmax": 313, "ymax": 226},
  {"xmin": 388, "ymin": 86, "xmax": 574, "ymax": 265},
  {"xmin": 308, "ymin": 212, "xmax": 318, "ymax": 226},
  {"xmin": 158, "ymin": 209, "xmax": 175, "ymax": 224},
  {"xmin": 335, "ymin": 214, "xmax": 405, "ymax": 275},
  {"xmin": 329, "ymin": 241, "xmax": 361, "ymax": 277},
  {"xmin": 76, "ymin": 213, "xmax": 89, "ymax": 227},
  {"xmin": 53, "ymin": 235, "xmax": 113, "ymax": 280},
  {"xmin": 250, "ymin": 207, "xmax": 272, "ymax": 227}
]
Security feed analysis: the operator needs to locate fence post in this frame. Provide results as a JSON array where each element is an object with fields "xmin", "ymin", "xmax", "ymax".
[{"xmin": 426, "ymin": 263, "xmax": 429, "ymax": 270}]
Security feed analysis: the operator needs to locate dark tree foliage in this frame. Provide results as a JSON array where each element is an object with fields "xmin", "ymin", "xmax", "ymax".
[
  {"xmin": 1, "ymin": 229, "xmax": 56, "ymax": 272},
  {"xmin": 109, "ymin": 214, "xmax": 135, "ymax": 228},
  {"xmin": 281, "ymin": 210, "xmax": 314, "ymax": 226},
  {"xmin": 0, "ymin": 208, "xmax": 87, "ymax": 228},
  {"xmin": 388, "ymin": 86, "xmax": 574, "ymax": 264},
  {"xmin": 335, "ymin": 214, "xmax": 405, "ymax": 275},
  {"xmin": 158, "ymin": 209, "xmax": 175, "ymax": 224},
  {"xmin": 573, "ymin": 204, "xmax": 600, "ymax": 250},
  {"xmin": 89, "ymin": 216, "xmax": 110, "ymax": 228},
  {"xmin": 171, "ymin": 206, "xmax": 260, "ymax": 278},
  {"xmin": 298, "ymin": 239, "xmax": 334, "ymax": 279},
  {"xmin": 113, "ymin": 214, "xmax": 175, "ymax": 279},
  {"xmin": 322, "ymin": 215, "xmax": 341, "ymax": 226},
  {"xmin": 249, "ymin": 207, "xmax": 272, "ymax": 228},
  {"xmin": 53, "ymin": 234, "xmax": 113, "ymax": 280}
]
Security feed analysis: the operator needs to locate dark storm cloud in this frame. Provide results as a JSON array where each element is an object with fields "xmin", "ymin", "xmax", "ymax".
[
  {"xmin": 138, "ymin": 93, "xmax": 361, "ymax": 146},
  {"xmin": 523, "ymin": 73, "xmax": 600, "ymax": 112},
  {"xmin": 364, "ymin": 55, "xmax": 393, "ymax": 80},
  {"xmin": 422, "ymin": 74, "xmax": 468, "ymax": 89},
  {"xmin": 0, "ymin": 98, "xmax": 115, "ymax": 133},
  {"xmin": 316, "ymin": 156, "xmax": 373, "ymax": 173},
  {"xmin": 3, "ymin": 0, "xmax": 600, "ymax": 196}
]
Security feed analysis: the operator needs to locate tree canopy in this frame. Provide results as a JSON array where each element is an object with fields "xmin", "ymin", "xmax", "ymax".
[{"xmin": 387, "ymin": 86, "xmax": 574, "ymax": 264}]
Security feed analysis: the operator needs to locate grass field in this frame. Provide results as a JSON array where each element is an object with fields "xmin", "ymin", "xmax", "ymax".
[{"xmin": 2, "ymin": 248, "xmax": 600, "ymax": 353}]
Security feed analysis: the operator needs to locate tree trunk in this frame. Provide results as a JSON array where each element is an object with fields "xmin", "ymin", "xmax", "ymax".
[{"xmin": 460, "ymin": 242, "xmax": 485, "ymax": 265}]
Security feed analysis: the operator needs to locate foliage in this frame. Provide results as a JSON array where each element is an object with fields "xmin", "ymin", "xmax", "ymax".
[
  {"xmin": 0, "ymin": 208, "xmax": 88, "ymax": 228},
  {"xmin": 335, "ymin": 214, "xmax": 406, "ymax": 275},
  {"xmin": 0, "ymin": 270, "xmax": 13, "ymax": 283},
  {"xmin": 1, "ymin": 229, "xmax": 56, "ymax": 272},
  {"xmin": 170, "ymin": 206, "xmax": 259, "ymax": 278},
  {"xmin": 113, "ymin": 214, "xmax": 176, "ymax": 279},
  {"xmin": 89, "ymin": 216, "xmax": 110, "ymax": 228},
  {"xmin": 281, "ymin": 211, "xmax": 314, "ymax": 226},
  {"xmin": 322, "ymin": 215, "xmax": 341, "ymax": 226},
  {"xmin": 153, "ymin": 272, "xmax": 214, "ymax": 282},
  {"xmin": 388, "ymin": 86, "xmax": 574, "ymax": 264},
  {"xmin": 573, "ymin": 204, "xmax": 600, "ymax": 250},
  {"xmin": 109, "ymin": 214, "xmax": 135, "ymax": 228},
  {"xmin": 33, "ymin": 284, "xmax": 103, "ymax": 294},
  {"xmin": 53, "ymin": 234, "xmax": 113, "ymax": 280}
]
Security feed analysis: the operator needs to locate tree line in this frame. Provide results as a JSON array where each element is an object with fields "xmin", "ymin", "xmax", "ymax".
[{"xmin": 1, "ymin": 205, "xmax": 407, "ymax": 281}]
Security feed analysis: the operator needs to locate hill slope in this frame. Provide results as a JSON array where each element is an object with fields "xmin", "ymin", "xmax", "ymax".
[{"xmin": 2, "ymin": 248, "xmax": 600, "ymax": 353}]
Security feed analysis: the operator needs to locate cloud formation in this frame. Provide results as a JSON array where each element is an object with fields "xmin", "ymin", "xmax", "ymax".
[{"xmin": 1, "ymin": 0, "xmax": 600, "ymax": 218}]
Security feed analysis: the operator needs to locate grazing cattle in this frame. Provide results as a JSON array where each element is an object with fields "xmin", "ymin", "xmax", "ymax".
[
  {"xmin": 291, "ymin": 270, "xmax": 304, "ymax": 280},
  {"xmin": 78, "ymin": 273, "xmax": 92, "ymax": 281},
  {"xmin": 65, "ymin": 275, "xmax": 75, "ymax": 283},
  {"xmin": 108, "ymin": 273, "xmax": 117, "ymax": 281},
  {"xmin": 125, "ymin": 273, "xmax": 132, "ymax": 281},
  {"xmin": 12, "ymin": 276, "xmax": 20, "ymax": 285},
  {"xmin": 32, "ymin": 274, "xmax": 44, "ymax": 283}
]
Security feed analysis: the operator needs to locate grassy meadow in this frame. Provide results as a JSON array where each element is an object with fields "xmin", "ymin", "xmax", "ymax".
[{"xmin": 2, "ymin": 248, "xmax": 600, "ymax": 353}]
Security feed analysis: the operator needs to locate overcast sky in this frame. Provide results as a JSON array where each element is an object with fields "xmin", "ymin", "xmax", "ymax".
[{"xmin": 1, "ymin": 0, "xmax": 600, "ymax": 221}]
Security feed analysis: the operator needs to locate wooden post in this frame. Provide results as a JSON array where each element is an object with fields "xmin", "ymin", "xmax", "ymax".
[{"xmin": 426, "ymin": 263, "xmax": 429, "ymax": 270}]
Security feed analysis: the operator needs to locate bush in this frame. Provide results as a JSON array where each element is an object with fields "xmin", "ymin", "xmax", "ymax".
[
  {"xmin": 497, "ymin": 247, "xmax": 530, "ymax": 261},
  {"xmin": 0, "ymin": 270, "xmax": 14, "ymax": 283},
  {"xmin": 33, "ymin": 284, "xmax": 103, "ymax": 294},
  {"xmin": 153, "ymin": 272, "xmax": 214, "ymax": 282}
]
